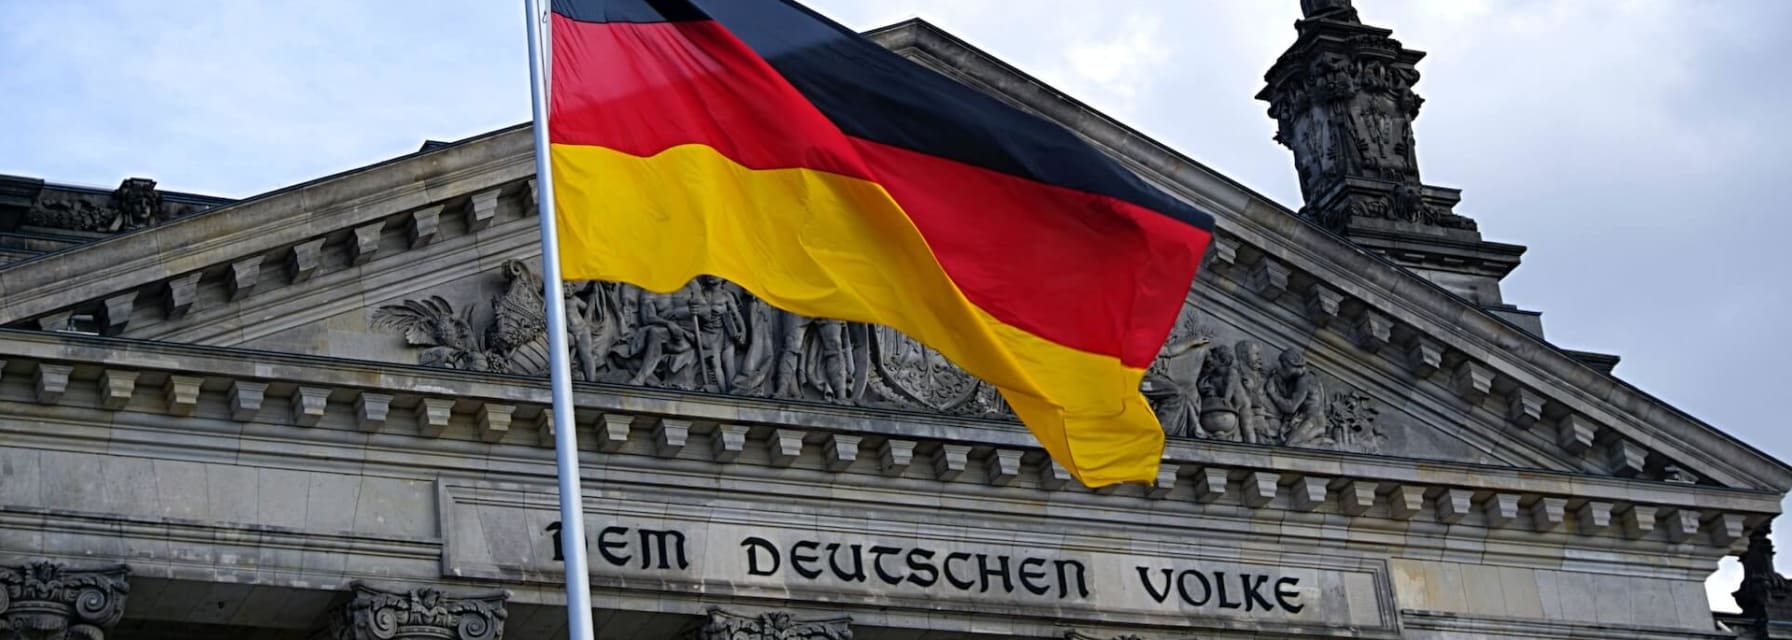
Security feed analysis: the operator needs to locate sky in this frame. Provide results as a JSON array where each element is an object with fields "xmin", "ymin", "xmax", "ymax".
[{"xmin": 3, "ymin": 0, "xmax": 1790, "ymax": 614}]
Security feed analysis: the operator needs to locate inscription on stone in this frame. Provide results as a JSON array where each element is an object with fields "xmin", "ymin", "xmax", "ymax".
[{"xmin": 445, "ymin": 486, "xmax": 1390, "ymax": 633}]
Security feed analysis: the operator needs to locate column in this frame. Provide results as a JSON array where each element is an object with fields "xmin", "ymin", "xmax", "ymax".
[
  {"xmin": 322, "ymin": 581, "xmax": 508, "ymax": 640},
  {"xmin": 694, "ymin": 607, "xmax": 853, "ymax": 640},
  {"xmin": 0, "ymin": 560, "xmax": 131, "ymax": 640}
]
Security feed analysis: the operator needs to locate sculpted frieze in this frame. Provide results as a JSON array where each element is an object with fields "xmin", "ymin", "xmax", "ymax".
[{"xmin": 375, "ymin": 262, "xmax": 1390, "ymax": 453}]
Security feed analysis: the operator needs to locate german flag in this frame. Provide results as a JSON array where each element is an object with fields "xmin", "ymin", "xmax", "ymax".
[{"xmin": 547, "ymin": 0, "xmax": 1215, "ymax": 487}]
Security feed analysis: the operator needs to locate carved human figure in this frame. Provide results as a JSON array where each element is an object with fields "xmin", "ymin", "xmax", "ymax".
[
  {"xmin": 1195, "ymin": 348, "xmax": 1243, "ymax": 441},
  {"xmin": 1270, "ymin": 348, "xmax": 1328, "ymax": 447},
  {"xmin": 629, "ymin": 283, "xmax": 698, "ymax": 388},
  {"xmin": 776, "ymin": 314, "xmax": 851, "ymax": 402},
  {"xmin": 111, "ymin": 177, "xmax": 164, "ymax": 231},
  {"xmin": 730, "ymin": 293, "xmax": 779, "ymax": 397},
  {"xmin": 1143, "ymin": 335, "xmax": 1211, "ymax": 439},
  {"xmin": 563, "ymin": 281, "xmax": 599, "ymax": 381},
  {"xmin": 689, "ymin": 276, "xmax": 748, "ymax": 393},
  {"xmin": 1234, "ymin": 341, "xmax": 1277, "ymax": 444}
]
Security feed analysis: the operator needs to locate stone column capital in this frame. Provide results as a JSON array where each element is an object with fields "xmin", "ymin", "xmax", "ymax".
[
  {"xmin": 325, "ymin": 582, "xmax": 508, "ymax": 640},
  {"xmin": 695, "ymin": 607, "xmax": 852, "ymax": 640},
  {"xmin": 0, "ymin": 560, "xmax": 131, "ymax": 640}
]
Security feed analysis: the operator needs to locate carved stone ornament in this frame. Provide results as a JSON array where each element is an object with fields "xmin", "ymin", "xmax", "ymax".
[
  {"xmin": 1734, "ymin": 520, "xmax": 1792, "ymax": 625},
  {"xmin": 693, "ymin": 608, "xmax": 851, "ymax": 640},
  {"xmin": 20, "ymin": 178, "xmax": 203, "ymax": 233},
  {"xmin": 1143, "ymin": 302, "xmax": 1387, "ymax": 454},
  {"xmin": 374, "ymin": 262, "xmax": 1007, "ymax": 417},
  {"xmin": 0, "ymin": 560, "xmax": 130, "ymax": 640},
  {"xmin": 1063, "ymin": 632, "xmax": 1147, "ymax": 640},
  {"xmin": 377, "ymin": 264, "xmax": 1389, "ymax": 453},
  {"xmin": 323, "ymin": 582, "xmax": 507, "ymax": 640},
  {"xmin": 1258, "ymin": 0, "xmax": 1474, "ymax": 232}
]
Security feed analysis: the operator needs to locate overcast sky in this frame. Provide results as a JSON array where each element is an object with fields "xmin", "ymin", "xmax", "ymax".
[{"xmin": 3, "ymin": 0, "xmax": 1788, "ymax": 614}]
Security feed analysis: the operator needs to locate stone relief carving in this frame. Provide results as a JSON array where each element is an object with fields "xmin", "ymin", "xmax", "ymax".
[
  {"xmin": 0, "ymin": 560, "xmax": 130, "ymax": 640},
  {"xmin": 324, "ymin": 582, "xmax": 507, "ymax": 640},
  {"xmin": 22, "ymin": 178, "xmax": 205, "ymax": 233},
  {"xmin": 376, "ymin": 263, "xmax": 1390, "ymax": 453},
  {"xmin": 694, "ymin": 608, "xmax": 851, "ymax": 640},
  {"xmin": 375, "ymin": 262, "xmax": 1004, "ymax": 417}
]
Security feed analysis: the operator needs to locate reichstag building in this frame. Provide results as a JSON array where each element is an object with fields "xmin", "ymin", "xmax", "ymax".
[{"xmin": 4, "ymin": 2, "xmax": 1789, "ymax": 639}]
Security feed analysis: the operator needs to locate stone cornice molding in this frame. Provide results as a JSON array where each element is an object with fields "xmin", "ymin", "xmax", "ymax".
[
  {"xmin": 0, "ymin": 330, "xmax": 1774, "ymax": 561},
  {"xmin": 0, "ymin": 125, "xmax": 531, "ymax": 332}
]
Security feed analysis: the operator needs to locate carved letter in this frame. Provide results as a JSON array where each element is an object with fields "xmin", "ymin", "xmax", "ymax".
[
  {"xmin": 741, "ymin": 537, "xmax": 780, "ymax": 576},
  {"xmin": 1275, "ymin": 577, "xmax": 1305, "ymax": 613},
  {"xmin": 638, "ymin": 528, "xmax": 688, "ymax": 570},
  {"xmin": 1018, "ymin": 557, "xmax": 1051, "ymax": 596},
  {"xmin": 1137, "ymin": 567, "xmax": 1173, "ymax": 603},
  {"xmin": 976, "ymin": 553, "xmax": 1013, "ymax": 594},
  {"xmin": 1215, "ymin": 571, "xmax": 1241, "ymax": 609},
  {"xmin": 1240, "ymin": 574, "xmax": 1274, "ymax": 611},
  {"xmin": 905, "ymin": 549, "xmax": 939, "ymax": 587},
  {"xmin": 791, "ymin": 540, "xmax": 823, "ymax": 579},
  {"xmin": 943, "ymin": 552, "xmax": 977, "ymax": 590},
  {"xmin": 1177, "ymin": 569, "xmax": 1214, "ymax": 606},
  {"xmin": 826, "ymin": 543, "xmax": 866, "ymax": 582},
  {"xmin": 597, "ymin": 526, "xmax": 631, "ymax": 567},
  {"xmin": 1056, "ymin": 559, "xmax": 1091, "ymax": 599},
  {"xmin": 869, "ymin": 545, "xmax": 904, "ymax": 585}
]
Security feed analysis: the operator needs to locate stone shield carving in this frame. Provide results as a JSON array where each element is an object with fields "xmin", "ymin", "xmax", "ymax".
[
  {"xmin": 865, "ymin": 324, "xmax": 985, "ymax": 413},
  {"xmin": 0, "ymin": 561, "xmax": 130, "ymax": 640}
]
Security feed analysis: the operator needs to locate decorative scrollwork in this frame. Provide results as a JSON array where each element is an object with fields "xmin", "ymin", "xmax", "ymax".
[
  {"xmin": 0, "ymin": 560, "xmax": 130, "ymax": 640},
  {"xmin": 325, "ymin": 582, "xmax": 508, "ymax": 640},
  {"xmin": 694, "ymin": 608, "xmax": 851, "ymax": 640}
]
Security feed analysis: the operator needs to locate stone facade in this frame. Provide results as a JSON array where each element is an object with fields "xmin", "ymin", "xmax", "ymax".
[{"xmin": 0, "ymin": 6, "xmax": 1786, "ymax": 640}]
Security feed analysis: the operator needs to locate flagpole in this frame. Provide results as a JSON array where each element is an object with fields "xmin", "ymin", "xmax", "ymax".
[{"xmin": 522, "ymin": 0, "xmax": 599, "ymax": 638}]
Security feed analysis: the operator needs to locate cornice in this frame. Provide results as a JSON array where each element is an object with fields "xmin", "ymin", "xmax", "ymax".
[{"xmin": 0, "ymin": 329, "xmax": 1775, "ymax": 565}]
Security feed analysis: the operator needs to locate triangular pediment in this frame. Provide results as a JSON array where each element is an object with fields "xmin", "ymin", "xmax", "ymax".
[{"xmin": 0, "ymin": 21, "xmax": 1784, "ymax": 495}]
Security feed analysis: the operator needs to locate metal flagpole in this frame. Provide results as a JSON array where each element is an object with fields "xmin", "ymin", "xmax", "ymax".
[{"xmin": 522, "ymin": 0, "xmax": 599, "ymax": 638}]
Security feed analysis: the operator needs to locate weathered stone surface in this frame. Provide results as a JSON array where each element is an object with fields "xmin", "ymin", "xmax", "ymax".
[
  {"xmin": 229, "ymin": 380, "xmax": 267, "ymax": 421},
  {"xmin": 714, "ymin": 424, "xmax": 749, "ymax": 463},
  {"xmin": 419, "ymin": 398, "xmax": 454, "ymax": 437},
  {"xmin": 877, "ymin": 438, "xmax": 914, "ymax": 476},
  {"xmin": 228, "ymin": 256, "xmax": 262, "ymax": 301}
]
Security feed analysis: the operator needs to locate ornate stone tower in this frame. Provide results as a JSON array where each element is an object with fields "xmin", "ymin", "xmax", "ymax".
[{"xmin": 1258, "ymin": 0, "xmax": 1543, "ymax": 336}]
